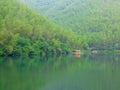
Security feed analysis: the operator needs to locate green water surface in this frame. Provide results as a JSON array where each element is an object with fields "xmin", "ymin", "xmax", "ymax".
[{"xmin": 0, "ymin": 54, "xmax": 120, "ymax": 90}]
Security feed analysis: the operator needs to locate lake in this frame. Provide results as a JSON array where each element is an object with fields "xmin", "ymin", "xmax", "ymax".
[{"xmin": 0, "ymin": 54, "xmax": 120, "ymax": 90}]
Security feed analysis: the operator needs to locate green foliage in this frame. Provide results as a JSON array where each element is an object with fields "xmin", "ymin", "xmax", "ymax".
[
  {"xmin": 1, "ymin": 0, "xmax": 119, "ymax": 56},
  {"xmin": 0, "ymin": 0, "xmax": 81, "ymax": 56},
  {"xmin": 21, "ymin": 0, "xmax": 120, "ymax": 50},
  {"xmin": 0, "ymin": 30, "xmax": 18, "ymax": 56}
]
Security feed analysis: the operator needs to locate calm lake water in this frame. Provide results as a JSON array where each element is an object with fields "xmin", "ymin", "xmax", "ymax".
[{"xmin": 0, "ymin": 54, "xmax": 120, "ymax": 90}]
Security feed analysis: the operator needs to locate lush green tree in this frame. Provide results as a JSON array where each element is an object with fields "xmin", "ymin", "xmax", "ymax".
[{"xmin": 0, "ymin": 0, "xmax": 82, "ymax": 56}]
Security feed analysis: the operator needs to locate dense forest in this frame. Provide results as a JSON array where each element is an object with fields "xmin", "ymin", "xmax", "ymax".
[
  {"xmin": 20, "ymin": 0, "xmax": 120, "ymax": 50},
  {"xmin": 0, "ymin": 0, "xmax": 120, "ymax": 56},
  {"xmin": 0, "ymin": 0, "xmax": 82, "ymax": 56}
]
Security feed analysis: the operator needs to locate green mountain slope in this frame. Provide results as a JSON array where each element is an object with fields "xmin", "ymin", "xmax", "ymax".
[
  {"xmin": 0, "ymin": 0, "xmax": 80, "ymax": 56},
  {"xmin": 19, "ymin": 0, "xmax": 120, "ymax": 50},
  {"xmin": 19, "ymin": 0, "xmax": 120, "ymax": 33}
]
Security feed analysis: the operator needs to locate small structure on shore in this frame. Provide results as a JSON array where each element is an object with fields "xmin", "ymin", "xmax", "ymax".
[
  {"xmin": 91, "ymin": 50, "xmax": 98, "ymax": 54},
  {"xmin": 72, "ymin": 50, "xmax": 81, "ymax": 55}
]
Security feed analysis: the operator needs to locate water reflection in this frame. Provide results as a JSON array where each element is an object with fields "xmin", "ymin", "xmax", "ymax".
[
  {"xmin": 73, "ymin": 54, "xmax": 81, "ymax": 58},
  {"xmin": 0, "ymin": 54, "xmax": 120, "ymax": 90}
]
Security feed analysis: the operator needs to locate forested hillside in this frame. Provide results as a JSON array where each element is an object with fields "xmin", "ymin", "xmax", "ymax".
[
  {"xmin": 19, "ymin": 0, "xmax": 120, "ymax": 32},
  {"xmin": 0, "ymin": 0, "xmax": 81, "ymax": 56},
  {"xmin": 19, "ymin": 0, "xmax": 120, "ymax": 50},
  {"xmin": 0, "ymin": 0, "xmax": 120, "ymax": 57}
]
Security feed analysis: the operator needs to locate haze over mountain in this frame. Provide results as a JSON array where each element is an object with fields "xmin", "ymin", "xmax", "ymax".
[
  {"xmin": 19, "ymin": 0, "xmax": 120, "ymax": 33},
  {"xmin": 18, "ymin": 0, "xmax": 120, "ymax": 50},
  {"xmin": 0, "ymin": 0, "xmax": 120, "ymax": 57}
]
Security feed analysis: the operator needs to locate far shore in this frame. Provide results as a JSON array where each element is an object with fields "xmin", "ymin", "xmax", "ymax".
[{"xmin": 79, "ymin": 50, "xmax": 120, "ymax": 54}]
